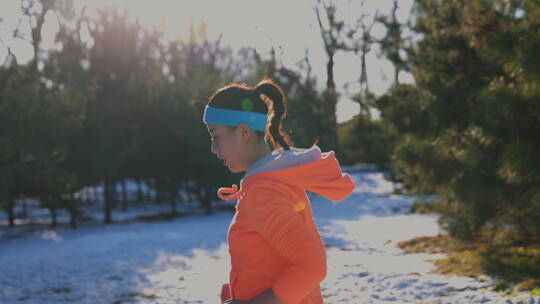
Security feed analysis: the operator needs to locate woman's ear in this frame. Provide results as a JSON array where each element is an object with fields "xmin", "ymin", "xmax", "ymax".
[{"xmin": 236, "ymin": 123, "xmax": 252, "ymax": 142}]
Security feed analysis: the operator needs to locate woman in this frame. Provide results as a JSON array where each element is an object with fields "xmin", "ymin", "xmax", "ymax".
[{"xmin": 203, "ymin": 78, "xmax": 355, "ymax": 303}]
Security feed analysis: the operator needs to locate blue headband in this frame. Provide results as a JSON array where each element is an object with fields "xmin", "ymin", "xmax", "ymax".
[{"xmin": 203, "ymin": 106, "xmax": 268, "ymax": 131}]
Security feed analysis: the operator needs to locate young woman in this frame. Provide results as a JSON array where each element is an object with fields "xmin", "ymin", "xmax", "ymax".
[{"xmin": 203, "ymin": 78, "xmax": 355, "ymax": 304}]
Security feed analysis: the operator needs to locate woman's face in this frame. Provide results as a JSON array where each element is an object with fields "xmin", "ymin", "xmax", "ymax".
[{"xmin": 207, "ymin": 124, "xmax": 249, "ymax": 173}]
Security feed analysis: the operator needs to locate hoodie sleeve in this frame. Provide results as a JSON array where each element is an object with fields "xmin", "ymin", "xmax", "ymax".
[{"xmin": 242, "ymin": 184, "xmax": 327, "ymax": 304}]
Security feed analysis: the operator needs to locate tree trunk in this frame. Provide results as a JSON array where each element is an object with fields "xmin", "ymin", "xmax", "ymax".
[
  {"xmin": 67, "ymin": 194, "xmax": 79, "ymax": 229},
  {"xmin": 326, "ymin": 54, "xmax": 335, "ymax": 93},
  {"xmin": 360, "ymin": 48, "xmax": 369, "ymax": 92},
  {"xmin": 321, "ymin": 90, "xmax": 339, "ymax": 152},
  {"xmin": 69, "ymin": 211, "xmax": 77, "ymax": 229},
  {"xmin": 391, "ymin": 0, "xmax": 400, "ymax": 85},
  {"xmin": 50, "ymin": 207, "xmax": 57, "ymax": 228},
  {"xmin": 103, "ymin": 181, "xmax": 112, "ymax": 224},
  {"xmin": 7, "ymin": 201, "xmax": 15, "ymax": 227},
  {"xmin": 121, "ymin": 180, "xmax": 128, "ymax": 211},
  {"xmin": 136, "ymin": 178, "xmax": 144, "ymax": 202},
  {"xmin": 111, "ymin": 183, "xmax": 118, "ymax": 209}
]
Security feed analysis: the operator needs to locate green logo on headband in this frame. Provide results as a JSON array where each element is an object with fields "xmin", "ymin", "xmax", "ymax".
[{"xmin": 241, "ymin": 98, "xmax": 254, "ymax": 111}]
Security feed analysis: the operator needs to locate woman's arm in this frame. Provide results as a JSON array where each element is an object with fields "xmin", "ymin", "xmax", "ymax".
[{"xmin": 242, "ymin": 185, "xmax": 327, "ymax": 304}]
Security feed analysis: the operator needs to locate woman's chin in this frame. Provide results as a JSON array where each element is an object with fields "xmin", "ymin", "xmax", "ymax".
[{"xmin": 228, "ymin": 165, "xmax": 243, "ymax": 173}]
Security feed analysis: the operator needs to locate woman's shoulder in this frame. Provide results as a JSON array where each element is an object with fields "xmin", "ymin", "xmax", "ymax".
[
  {"xmin": 243, "ymin": 176, "xmax": 295, "ymax": 197},
  {"xmin": 238, "ymin": 179, "xmax": 301, "ymax": 215}
]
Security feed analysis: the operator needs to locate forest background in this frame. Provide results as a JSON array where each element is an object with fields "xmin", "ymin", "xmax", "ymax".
[{"xmin": 1, "ymin": 0, "xmax": 539, "ymax": 292}]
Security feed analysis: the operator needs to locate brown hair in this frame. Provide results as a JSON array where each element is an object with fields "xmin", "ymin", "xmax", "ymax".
[{"xmin": 208, "ymin": 78, "xmax": 291, "ymax": 151}]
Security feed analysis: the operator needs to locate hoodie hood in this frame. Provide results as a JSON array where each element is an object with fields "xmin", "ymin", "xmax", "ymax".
[
  {"xmin": 244, "ymin": 146, "xmax": 323, "ymax": 179},
  {"xmin": 217, "ymin": 146, "xmax": 355, "ymax": 202}
]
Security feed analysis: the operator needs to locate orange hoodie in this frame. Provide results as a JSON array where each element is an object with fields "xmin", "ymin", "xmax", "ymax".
[{"xmin": 218, "ymin": 146, "xmax": 355, "ymax": 304}]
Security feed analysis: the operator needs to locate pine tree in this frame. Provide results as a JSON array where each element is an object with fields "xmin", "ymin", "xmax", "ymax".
[{"xmin": 388, "ymin": 0, "xmax": 540, "ymax": 242}]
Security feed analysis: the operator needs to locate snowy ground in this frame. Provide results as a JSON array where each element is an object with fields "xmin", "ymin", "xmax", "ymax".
[{"xmin": 1, "ymin": 167, "xmax": 539, "ymax": 304}]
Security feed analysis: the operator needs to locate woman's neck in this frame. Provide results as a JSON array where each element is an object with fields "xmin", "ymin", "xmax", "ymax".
[{"xmin": 246, "ymin": 141, "xmax": 272, "ymax": 170}]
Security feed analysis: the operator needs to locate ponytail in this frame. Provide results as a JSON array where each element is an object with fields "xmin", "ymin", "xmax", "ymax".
[{"xmin": 254, "ymin": 78, "xmax": 291, "ymax": 151}]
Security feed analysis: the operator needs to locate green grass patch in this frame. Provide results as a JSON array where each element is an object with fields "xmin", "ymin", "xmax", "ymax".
[{"xmin": 397, "ymin": 233, "xmax": 540, "ymax": 293}]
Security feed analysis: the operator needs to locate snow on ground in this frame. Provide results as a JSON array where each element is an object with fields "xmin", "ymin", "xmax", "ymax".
[{"xmin": 1, "ymin": 167, "xmax": 539, "ymax": 304}]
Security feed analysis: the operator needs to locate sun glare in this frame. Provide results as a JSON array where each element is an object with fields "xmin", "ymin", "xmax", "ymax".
[{"xmin": 1, "ymin": 0, "xmax": 416, "ymax": 122}]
